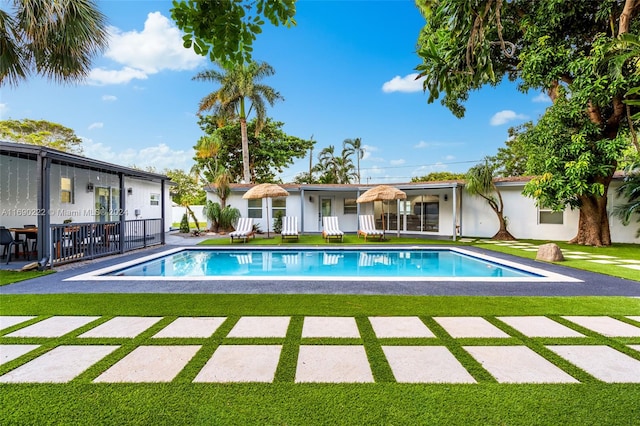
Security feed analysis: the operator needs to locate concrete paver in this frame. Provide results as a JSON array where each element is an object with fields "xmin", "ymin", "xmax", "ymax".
[
  {"xmin": 369, "ymin": 317, "xmax": 435, "ymax": 338},
  {"xmin": 561, "ymin": 316, "xmax": 640, "ymax": 337},
  {"xmin": 302, "ymin": 317, "xmax": 360, "ymax": 338},
  {"xmin": 194, "ymin": 345, "xmax": 281, "ymax": 383},
  {"xmin": 0, "ymin": 344, "xmax": 40, "ymax": 365},
  {"xmin": 628, "ymin": 316, "xmax": 640, "ymax": 323},
  {"xmin": 94, "ymin": 346, "xmax": 200, "ymax": 383},
  {"xmin": 382, "ymin": 346, "xmax": 475, "ymax": 383},
  {"xmin": 0, "ymin": 345, "xmax": 118, "ymax": 383},
  {"xmin": 5, "ymin": 316, "xmax": 100, "ymax": 337},
  {"xmin": 0, "ymin": 316, "xmax": 36, "ymax": 331},
  {"xmin": 153, "ymin": 317, "xmax": 227, "ymax": 338},
  {"xmin": 227, "ymin": 316, "xmax": 290, "ymax": 338},
  {"xmin": 629, "ymin": 345, "xmax": 640, "ymax": 353},
  {"xmin": 434, "ymin": 317, "xmax": 510, "ymax": 338},
  {"xmin": 79, "ymin": 317, "xmax": 163, "ymax": 338},
  {"xmin": 497, "ymin": 316, "xmax": 585, "ymax": 337},
  {"xmin": 546, "ymin": 345, "xmax": 640, "ymax": 383},
  {"xmin": 622, "ymin": 265, "xmax": 640, "ymax": 271},
  {"xmin": 295, "ymin": 345, "xmax": 373, "ymax": 383},
  {"xmin": 464, "ymin": 346, "xmax": 579, "ymax": 383}
]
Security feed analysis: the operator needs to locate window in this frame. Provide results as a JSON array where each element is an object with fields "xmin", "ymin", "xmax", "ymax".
[
  {"xmin": 60, "ymin": 177, "xmax": 74, "ymax": 203},
  {"xmin": 150, "ymin": 193, "xmax": 160, "ymax": 206},
  {"xmin": 539, "ymin": 208, "xmax": 563, "ymax": 224},
  {"xmin": 248, "ymin": 198, "xmax": 263, "ymax": 218},
  {"xmin": 343, "ymin": 198, "xmax": 357, "ymax": 215},
  {"xmin": 272, "ymin": 197, "xmax": 286, "ymax": 218}
]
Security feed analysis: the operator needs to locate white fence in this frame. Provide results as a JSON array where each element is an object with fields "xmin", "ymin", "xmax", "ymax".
[{"xmin": 171, "ymin": 205, "xmax": 206, "ymax": 226}]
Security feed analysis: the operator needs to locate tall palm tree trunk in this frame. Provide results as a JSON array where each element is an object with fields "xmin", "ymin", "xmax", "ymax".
[{"xmin": 240, "ymin": 117, "xmax": 251, "ymax": 183}]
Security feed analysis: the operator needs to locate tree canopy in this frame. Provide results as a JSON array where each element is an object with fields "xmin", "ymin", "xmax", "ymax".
[
  {"xmin": 196, "ymin": 117, "xmax": 313, "ymax": 183},
  {"xmin": 171, "ymin": 0, "xmax": 296, "ymax": 67},
  {"xmin": 0, "ymin": 119, "xmax": 83, "ymax": 154},
  {"xmin": 415, "ymin": 0, "xmax": 640, "ymax": 245},
  {"xmin": 411, "ymin": 171, "xmax": 466, "ymax": 182},
  {"xmin": 0, "ymin": 0, "xmax": 108, "ymax": 86}
]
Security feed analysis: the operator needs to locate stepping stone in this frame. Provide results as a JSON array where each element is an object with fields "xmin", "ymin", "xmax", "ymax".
[
  {"xmin": 590, "ymin": 255, "xmax": 618, "ymax": 259},
  {"xmin": 522, "ymin": 248, "xmax": 540, "ymax": 252},
  {"xmin": 193, "ymin": 345, "xmax": 281, "ymax": 383},
  {"xmin": 0, "ymin": 316, "xmax": 36, "ymax": 331},
  {"xmin": 153, "ymin": 317, "xmax": 226, "ymax": 338},
  {"xmin": 434, "ymin": 317, "xmax": 510, "ymax": 338},
  {"xmin": 587, "ymin": 259, "xmax": 618, "ymax": 264},
  {"xmin": 0, "ymin": 345, "xmax": 118, "ymax": 383},
  {"xmin": 457, "ymin": 238, "xmax": 475, "ymax": 243},
  {"xmin": 94, "ymin": 346, "xmax": 200, "ymax": 383},
  {"xmin": 464, "ymin": 346, "xmax": 578, "ymax": 383},
  {"xmin": 619, "ymin": 259, "xmax": 640, "ymax": 264},
  {"xmin": 547, "ymin": 345, "xmax": 640, "ymax": 383},
  {"xmin": 497, "ymin": 316, "xmax": 585, "ymax": 338},
  {"xmin": 564, "ymin": 251, "xmax": 590, "ymax": 255},
  {"xmin": 79, "ymin": 317, "xmax": 163, "ymax": 338},
  {"xmin": 227, "ymin": 316, "xmax": 290, "ymax": 338},
  {"xmin": 561, "ymin": 316, "xmax": 640, "ymax": 337},
  {"xmin": 302, "ymin": 317, "xmax": 360, "ymax": 338},
  {"xmin": 0, "ymin": 344, "xmax": 40, "ymax": 365},
  {"xmin": 564, "ymin": 255, "xmax": 591, "ymax": 260},
  {"xmin": 628, "ymin": 316, "xmax": 640, "ymax": 323},
  {"xmin": 382, "ymin": 346, "xmax": 475, "ymax": 383},
  {"xmin": 369, "ymin": 317, "xmax": 435, "ymax": 338},
  {"xmin": 629, "ymin": 345, "xmax": 640, "ymax": 353},
  {"xmin": 621, "ymin": 265, "xmax": 640, "ymax": 271},
  {"xmin": 295, "ymin": 345, "xmax": 374, "ymax": 383},
  {"xmin": 5, "ymin": 316, "xmax": 100, "ymax": 337}
]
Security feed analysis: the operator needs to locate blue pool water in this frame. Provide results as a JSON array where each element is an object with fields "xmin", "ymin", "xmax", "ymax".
[{"xmin": 104, "ymin": 249, "xmax": 541, "ymax": 278}]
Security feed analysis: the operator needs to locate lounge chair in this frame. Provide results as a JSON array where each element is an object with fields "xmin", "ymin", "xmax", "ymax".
[
  {"xmin": 322, "ymin": 216, "xmax": 344, "ymax": 242},
  {"xmin": 281, "ymin": 216, "xmax": 299, "ymax": 241},
  {"xmin": 358, "ymin": 215, "xmax": 384, "ymax": 242},
  {"xmin": 230, "ymin": 217, "xmax": 255, "ymax": 243}
]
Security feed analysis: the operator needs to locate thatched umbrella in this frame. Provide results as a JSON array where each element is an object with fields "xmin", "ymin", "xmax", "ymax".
[
  {"xmin": 243, "ymin": 183, "xmax": 290, "ymax": 238},
  {"xmin": 357, "ymin": 185, "xmax": 407, "ymax": 238}
]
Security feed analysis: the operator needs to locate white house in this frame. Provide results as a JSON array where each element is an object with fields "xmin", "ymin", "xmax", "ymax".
[
  {"xmin": 0, "ymin": 141, "xmax": 172, "ymax": 265},
  {"xmin": 206, "ymin": 177, "xmax": 639, "ymax": 244}
]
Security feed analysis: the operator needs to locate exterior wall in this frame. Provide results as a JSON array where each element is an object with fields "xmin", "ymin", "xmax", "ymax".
[
  {"xmin": 0, "ymin": 155, "xmax": 38, "ymax": 228},
  {"xmin": 123, "ymin": 177, "xmax": 171, "ymax": 232}
]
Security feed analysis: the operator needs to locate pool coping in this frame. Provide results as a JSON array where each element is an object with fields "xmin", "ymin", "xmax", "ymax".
[{"xmin": 64, "ymin": 246, "xmax": 582, "ymax": 283}]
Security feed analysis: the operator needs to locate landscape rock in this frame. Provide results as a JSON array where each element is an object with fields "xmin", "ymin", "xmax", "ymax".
[{"xmin": 536, "ymin": 243, "xmax": 565, "ymax": 262}]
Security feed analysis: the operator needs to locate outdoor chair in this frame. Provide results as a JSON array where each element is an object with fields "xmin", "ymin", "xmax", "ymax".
[
  {"xmin": 230, "ymin": 218, "xmax": 255, "ymax": 243},
  {"xmin": 281, "ymin": 216, "xmax": 299, "ymax": 241},
  {"xmin": 358, "ymin": 215, "xmax": 384, "ymax": 242},
  {"xmin": 0, "ymin": 227, "xmax": 28, "ymax": 264},
  {"xmin": 322, "ymin": 216, "xmax": 344, "ymax": 242},
  {"xmin": 23, "ymin": 224, "xmax": 37, "ymax": 257}
]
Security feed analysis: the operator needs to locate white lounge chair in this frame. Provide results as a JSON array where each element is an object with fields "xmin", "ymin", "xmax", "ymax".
[
  {"xmin": 322, "ymin": 216, "xmax": 344, "ymax": 242},
  {"xmin": 358, "ymin": 215, "xmax": 384, "ymax": 242},
  {"xmin": 281, "ymin": 216, "xmax": 299, "ymax": 241},
  {"xmin": 230, "ymin": 217, "xmax": 255, "ymax": 243}
]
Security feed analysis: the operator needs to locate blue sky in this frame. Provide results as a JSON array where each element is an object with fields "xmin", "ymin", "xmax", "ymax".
[{"xmin": 0, "ymin": 0, "xmax": 551, "ymax": 183}]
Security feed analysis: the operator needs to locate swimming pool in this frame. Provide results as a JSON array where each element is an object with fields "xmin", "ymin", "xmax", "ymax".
[{"xmin": 68, "ymin": 247, "xmax": 580, "ymax": 282}]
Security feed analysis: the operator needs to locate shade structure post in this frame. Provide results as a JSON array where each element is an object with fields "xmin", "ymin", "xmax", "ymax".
[{"xmin": 356, "ymin": 185, "xmax": 406, "ymax": 241}]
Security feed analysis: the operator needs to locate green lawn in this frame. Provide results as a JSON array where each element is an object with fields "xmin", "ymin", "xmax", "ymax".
[{"xmin": 1, "ymin": 294, "xmax": 640, "ymax": 425}]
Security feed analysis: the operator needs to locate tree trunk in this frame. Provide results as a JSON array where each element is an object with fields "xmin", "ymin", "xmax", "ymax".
[
  {"xmin": 186, "ymin": 205, "xmax": 200, "ymax": 231},
  {"xmin": 569, "ymin": 193, "xmax": 611, "ymax": 246},
  {"xmin": 492, "ymin": 214, "xmax": 516, "ymax": 240},
  {"xmin": 240, "ymin": 117, "xmax": 251, "ymax": 183}
]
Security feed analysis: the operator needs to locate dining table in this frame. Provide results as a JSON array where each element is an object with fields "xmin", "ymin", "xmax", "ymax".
[{"xmin": 8, "ymin": 227, "xmax": 37, "ymax": 259}]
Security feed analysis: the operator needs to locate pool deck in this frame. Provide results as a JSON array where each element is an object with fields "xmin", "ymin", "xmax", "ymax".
[{"xmin": 1, "ymin": 234, "xmax": 639, "ymax": 296}]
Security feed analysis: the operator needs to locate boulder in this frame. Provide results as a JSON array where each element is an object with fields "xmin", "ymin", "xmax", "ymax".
[{"xmin": 536, "ymin": 243, "xmax": 564, "ymax": 262}]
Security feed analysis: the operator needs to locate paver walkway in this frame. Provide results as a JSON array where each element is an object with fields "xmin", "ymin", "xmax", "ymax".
[{"xmin": 1, "ymin": 315, "xmax": 640, "ymax": 384}]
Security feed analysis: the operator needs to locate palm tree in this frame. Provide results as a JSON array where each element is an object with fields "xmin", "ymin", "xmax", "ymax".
[
  {"xmin": 614, "ymin": 162, "xmax": 640, "ymax": 237},
  {"xmin": 465, "ymin": 160, "xmax": 515, "ymax": 240},
  {"xmin": 312, "ymin": 145, "xmax": 357, "ymax": 184},
  {"xmin": 343, "ymin": 138, "xmax": 365, "ymax": 183},
  {"xmin": 0, "ymin": 0, "xmax": 108, "ymax": 86},
  {"xmin": 193, "ymin": 61, "xmax": 283, "ymax": 183},
  {"xmin": 191, "ymin": 133, "xmax": 232, "ymax": 208}
]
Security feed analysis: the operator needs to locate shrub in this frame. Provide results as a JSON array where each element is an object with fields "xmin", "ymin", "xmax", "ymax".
[
  {"xmin": 273, "ymin": 210, "xmax": 284, "ymax": 234},
  {"xmin": 179, "ymin": 213, "xmax": 190, "ymax": 233}
]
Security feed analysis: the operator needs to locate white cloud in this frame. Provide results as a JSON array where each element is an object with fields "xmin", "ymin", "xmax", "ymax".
[
  {"xmin": 414, "ymin": 140, "xmax": 464, "ymax": 149},
  {"xmin": 443, "ymin": 155, "xmax": 455, "ymax": 161},
  {"xmin": 0, "ymin": 103, "xmax": 7, "ymax": 119},
  {"xmin": 382, "ymin": 73, "xmax": 425, "ymax": 93},
  {"xmin": 89, "ymin": 67, "xmax": 148, "ymax": 85},
  {"xmin": 389, "ymin": 159, "xmax": 405, "ymax": 166},
  {"xmin": 490, "ymin": 110, "xmax": 528, "ymax": 126},
  {"xmin": 102, "ymin": 95, "xmax": 117, "ymax": 102},
  {"xmin": 532, "ymin": 92, "xmax": 551, "ymax": 103},
  {"xmin": 88, "ymin": 122, "xmax": 103, "ymax": 130},
  {"xmin": 83, "ymin": 139, "xmax": 194, "ymax": 172},
  {"xmin": 361, "ymin": 144, "xmax": 379, "ymax": 161},
  {"xmin": 88, "ymin": 12, "xmax": 205, "ymax": 85}
]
